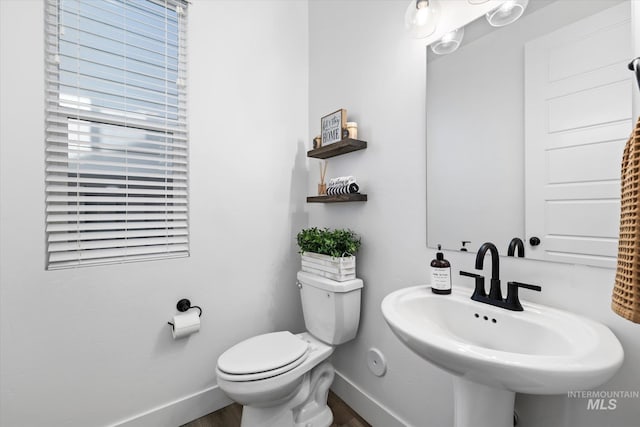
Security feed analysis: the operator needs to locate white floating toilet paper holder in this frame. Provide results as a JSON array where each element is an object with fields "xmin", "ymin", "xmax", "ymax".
[{"xmin": 167, "ymin": 298, "xmax": 202, "ymax": 329}]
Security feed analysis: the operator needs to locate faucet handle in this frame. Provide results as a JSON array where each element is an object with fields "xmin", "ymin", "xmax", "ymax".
[
  {"xmin": 460, "ymin": 271, "xmax": 486, "ymax": 299},
  {"xmin": 460, "ymin": 270, "xmax": 481, "ymax": 278},
  {"xmin": 509, "ymin": 282, "xmax": 541, "ymax": 292},
  {"xmin": 506, "ymin": 282, "xmax": 542, "ymax": 311}
]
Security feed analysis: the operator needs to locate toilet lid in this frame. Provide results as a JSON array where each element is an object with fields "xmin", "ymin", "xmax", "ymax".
[{"xmin": 217, "ymin": 331, "xmax": 309, "ymax": 375}]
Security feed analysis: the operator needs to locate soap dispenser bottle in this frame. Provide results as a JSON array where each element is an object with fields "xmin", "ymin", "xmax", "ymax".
[{"xmin": 431, "ymin": 244, "xmax": 452, "ymax": 294}]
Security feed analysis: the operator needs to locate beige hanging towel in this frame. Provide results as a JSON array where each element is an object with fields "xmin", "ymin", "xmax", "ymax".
[{"xmin": 612, "ymin": 117, "xmax": 640, "ymax": 323}]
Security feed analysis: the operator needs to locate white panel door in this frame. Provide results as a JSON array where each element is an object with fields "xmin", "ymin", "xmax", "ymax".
[{"xmin": 525, "ymin": 1, "xmax": 632, "ymax": 268}]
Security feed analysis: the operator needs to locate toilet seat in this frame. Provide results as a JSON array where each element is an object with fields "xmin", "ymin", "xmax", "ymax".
[{"xmin": 217, "ymin": 331, "xmax": 310, "ymax": 382}]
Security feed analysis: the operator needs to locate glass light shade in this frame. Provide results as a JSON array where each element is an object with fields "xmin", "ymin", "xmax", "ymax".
[
  {"xmin": 405, "ymin": 0, "xmax": 440, "ymax": 39},
  {"xmin": 467, "ymin": 0, "xmax": 490, "ymax": 4},
  {"xmin": 430, "ymin": 27, "xmax": 464, "ymax": 55},
  {"xmin": 486, "ymin": 0, "xmax": 529, "ymax": 27}
]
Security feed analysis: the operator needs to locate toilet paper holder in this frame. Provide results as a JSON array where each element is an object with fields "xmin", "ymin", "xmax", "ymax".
[{"xmin": 167, "ymin": 298, "xmax": 202, "ymax": 328}]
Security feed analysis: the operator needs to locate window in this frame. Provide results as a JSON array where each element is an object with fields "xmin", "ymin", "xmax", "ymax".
[{"xmin": 44, "ymin": 0, "xmax": 189, "ymax": 269}]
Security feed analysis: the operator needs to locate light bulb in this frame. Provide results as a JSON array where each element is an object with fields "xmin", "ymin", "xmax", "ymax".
[
  {"xmin": 405, "ymin": 0, "xmax": 440, "ymax": 39},
  {"xmin": 430, "ymin": 27, "xmax": 464, "ymax": 55},
  {"xmin": 486, "ymin": 0, "xmax": 529, "ymax": 27}
]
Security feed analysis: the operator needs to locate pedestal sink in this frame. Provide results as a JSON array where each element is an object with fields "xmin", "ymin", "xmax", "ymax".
[{"xmin": 381, "ymin": 286, "xmax": 624, "ymax": 427}]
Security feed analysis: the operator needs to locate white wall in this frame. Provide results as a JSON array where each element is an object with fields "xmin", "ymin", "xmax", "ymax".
[
  {"xmin": 308, "ymin": 1, "xmax": 449, "ymax": 425},
  {"xmin": 309, "ymin": 1, "xmax": 640, "ymax": 427},
  {"xmin": 633, "ymin": 0, "xmax": 640, "ymax": 118},
  {"xmin": 0, "ymin": 1, "xmax": 308, "ymax": 426}
]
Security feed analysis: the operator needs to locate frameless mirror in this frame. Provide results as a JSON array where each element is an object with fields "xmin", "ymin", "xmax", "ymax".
[{"xmin": 426, "ymin": 0, "xmax": 633, "ymax": 267}]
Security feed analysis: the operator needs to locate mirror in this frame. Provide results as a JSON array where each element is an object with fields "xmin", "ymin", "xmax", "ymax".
[{"xmin": 426, "ymin": 0, "xmax": 633, "ymax": 265}]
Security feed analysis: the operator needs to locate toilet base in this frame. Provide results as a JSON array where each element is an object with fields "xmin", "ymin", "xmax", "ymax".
[
  {"xmin": 240, "ymin": 362, "xmax": 335, "ymax": 427},
  {"xmin": 296, "ymin": 406, "xmax": 332, "ymax": 427},
  {"xmin": 241, "ymin": 406, "xmax": 332, "ymax": 427}
]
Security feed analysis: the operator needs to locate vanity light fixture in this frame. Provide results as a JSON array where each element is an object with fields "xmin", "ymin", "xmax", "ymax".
[
  {"xmin": 430, "ymin": 27, "xmax": 464, "ymax": 55},
  {"xmin": 486, "ymin": 0, "xmax": 529, "ymax": 27},
  {"xmin": 405, "ymin": 0, "xmax": 440, "ymax": 38}
]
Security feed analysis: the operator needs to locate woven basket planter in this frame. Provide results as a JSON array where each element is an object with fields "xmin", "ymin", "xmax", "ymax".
[
  {"xmin": 612, "ymin": 117, "xmax": 640, "ymax": 324},
  {"xmin": 300, "ymin": 252, "xmax": 356, "ymax": 282}
]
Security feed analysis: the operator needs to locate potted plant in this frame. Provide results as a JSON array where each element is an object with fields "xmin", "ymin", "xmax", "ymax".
[{"xmin": 296, "ymin": 227, "xmax": 361, "ymax": 281}]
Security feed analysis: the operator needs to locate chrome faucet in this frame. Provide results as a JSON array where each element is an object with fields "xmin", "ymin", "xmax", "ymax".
[{"xmin": 460, "ymin": 241, "xmax": 541, "ymax": 311}]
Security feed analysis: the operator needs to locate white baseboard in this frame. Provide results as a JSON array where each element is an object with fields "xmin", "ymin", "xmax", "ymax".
[
  {"xmin": 109, "ymin": 371, "xmax": 406, "ymax": 427},
  {"xmin": 108, "ymin": 385, "xmax": 232, "ymax": 427},
  {"xmin": 331, "ymin": 370, "xmax": 412, "ymax": 427}
]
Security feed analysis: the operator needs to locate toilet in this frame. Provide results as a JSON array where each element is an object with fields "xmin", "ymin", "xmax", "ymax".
[{"xmin": 216, "ymin": 271, "xmax": 363, "ymax": 427}]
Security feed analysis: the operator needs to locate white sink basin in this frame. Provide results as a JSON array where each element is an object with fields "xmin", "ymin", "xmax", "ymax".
[{"xmin": 381, "ymin": 286, "xmax": 624, "ymax": 427}]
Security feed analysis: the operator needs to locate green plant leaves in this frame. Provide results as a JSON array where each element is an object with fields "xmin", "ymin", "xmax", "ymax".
[{"xmin": 296, "ymin": 227, "xmax": 361, "ymax": 257}]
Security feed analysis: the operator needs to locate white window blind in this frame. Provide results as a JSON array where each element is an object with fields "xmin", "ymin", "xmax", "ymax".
[{"xmin": 44, "ymin": 0, "xmax": 189, "ymax": 269}]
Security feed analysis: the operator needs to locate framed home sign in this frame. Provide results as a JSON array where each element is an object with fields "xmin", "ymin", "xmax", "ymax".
[{"xmin": 321, "ymin": 108, "xmax": 347, "ymax": 145}]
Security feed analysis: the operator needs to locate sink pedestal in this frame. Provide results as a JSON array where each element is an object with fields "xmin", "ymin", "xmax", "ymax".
[{"xmin": 453, "ymin": 377, "xmax": 515, "ymax": 427}]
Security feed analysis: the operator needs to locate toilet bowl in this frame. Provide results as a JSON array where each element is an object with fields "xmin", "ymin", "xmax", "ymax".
[
  {"xmin": 216, "ymin": 272, "xmax": 363, "ymax": 427},
  {"xmin": 217, "ymin": 332, "xmax": 335, "ymax": 426}
]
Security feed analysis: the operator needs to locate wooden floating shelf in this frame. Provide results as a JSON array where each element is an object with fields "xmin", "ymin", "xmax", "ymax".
[
  {"xmin": 306, "ymin": 194, "xmax": 368, "ymax": 203},
  {"xmin": 307, "ymin": 138, "xmax": 367, "ymax": 159}
]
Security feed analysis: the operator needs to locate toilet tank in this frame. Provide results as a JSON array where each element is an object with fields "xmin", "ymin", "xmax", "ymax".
[{"xmin": 297, "ymin": 271, "xmax": 363, "ymax": 345}]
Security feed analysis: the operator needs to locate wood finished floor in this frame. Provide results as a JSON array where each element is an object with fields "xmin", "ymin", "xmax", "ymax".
[{"xmin": 182, "ymin": 391, "xmax": 371, "ymax": 427}]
